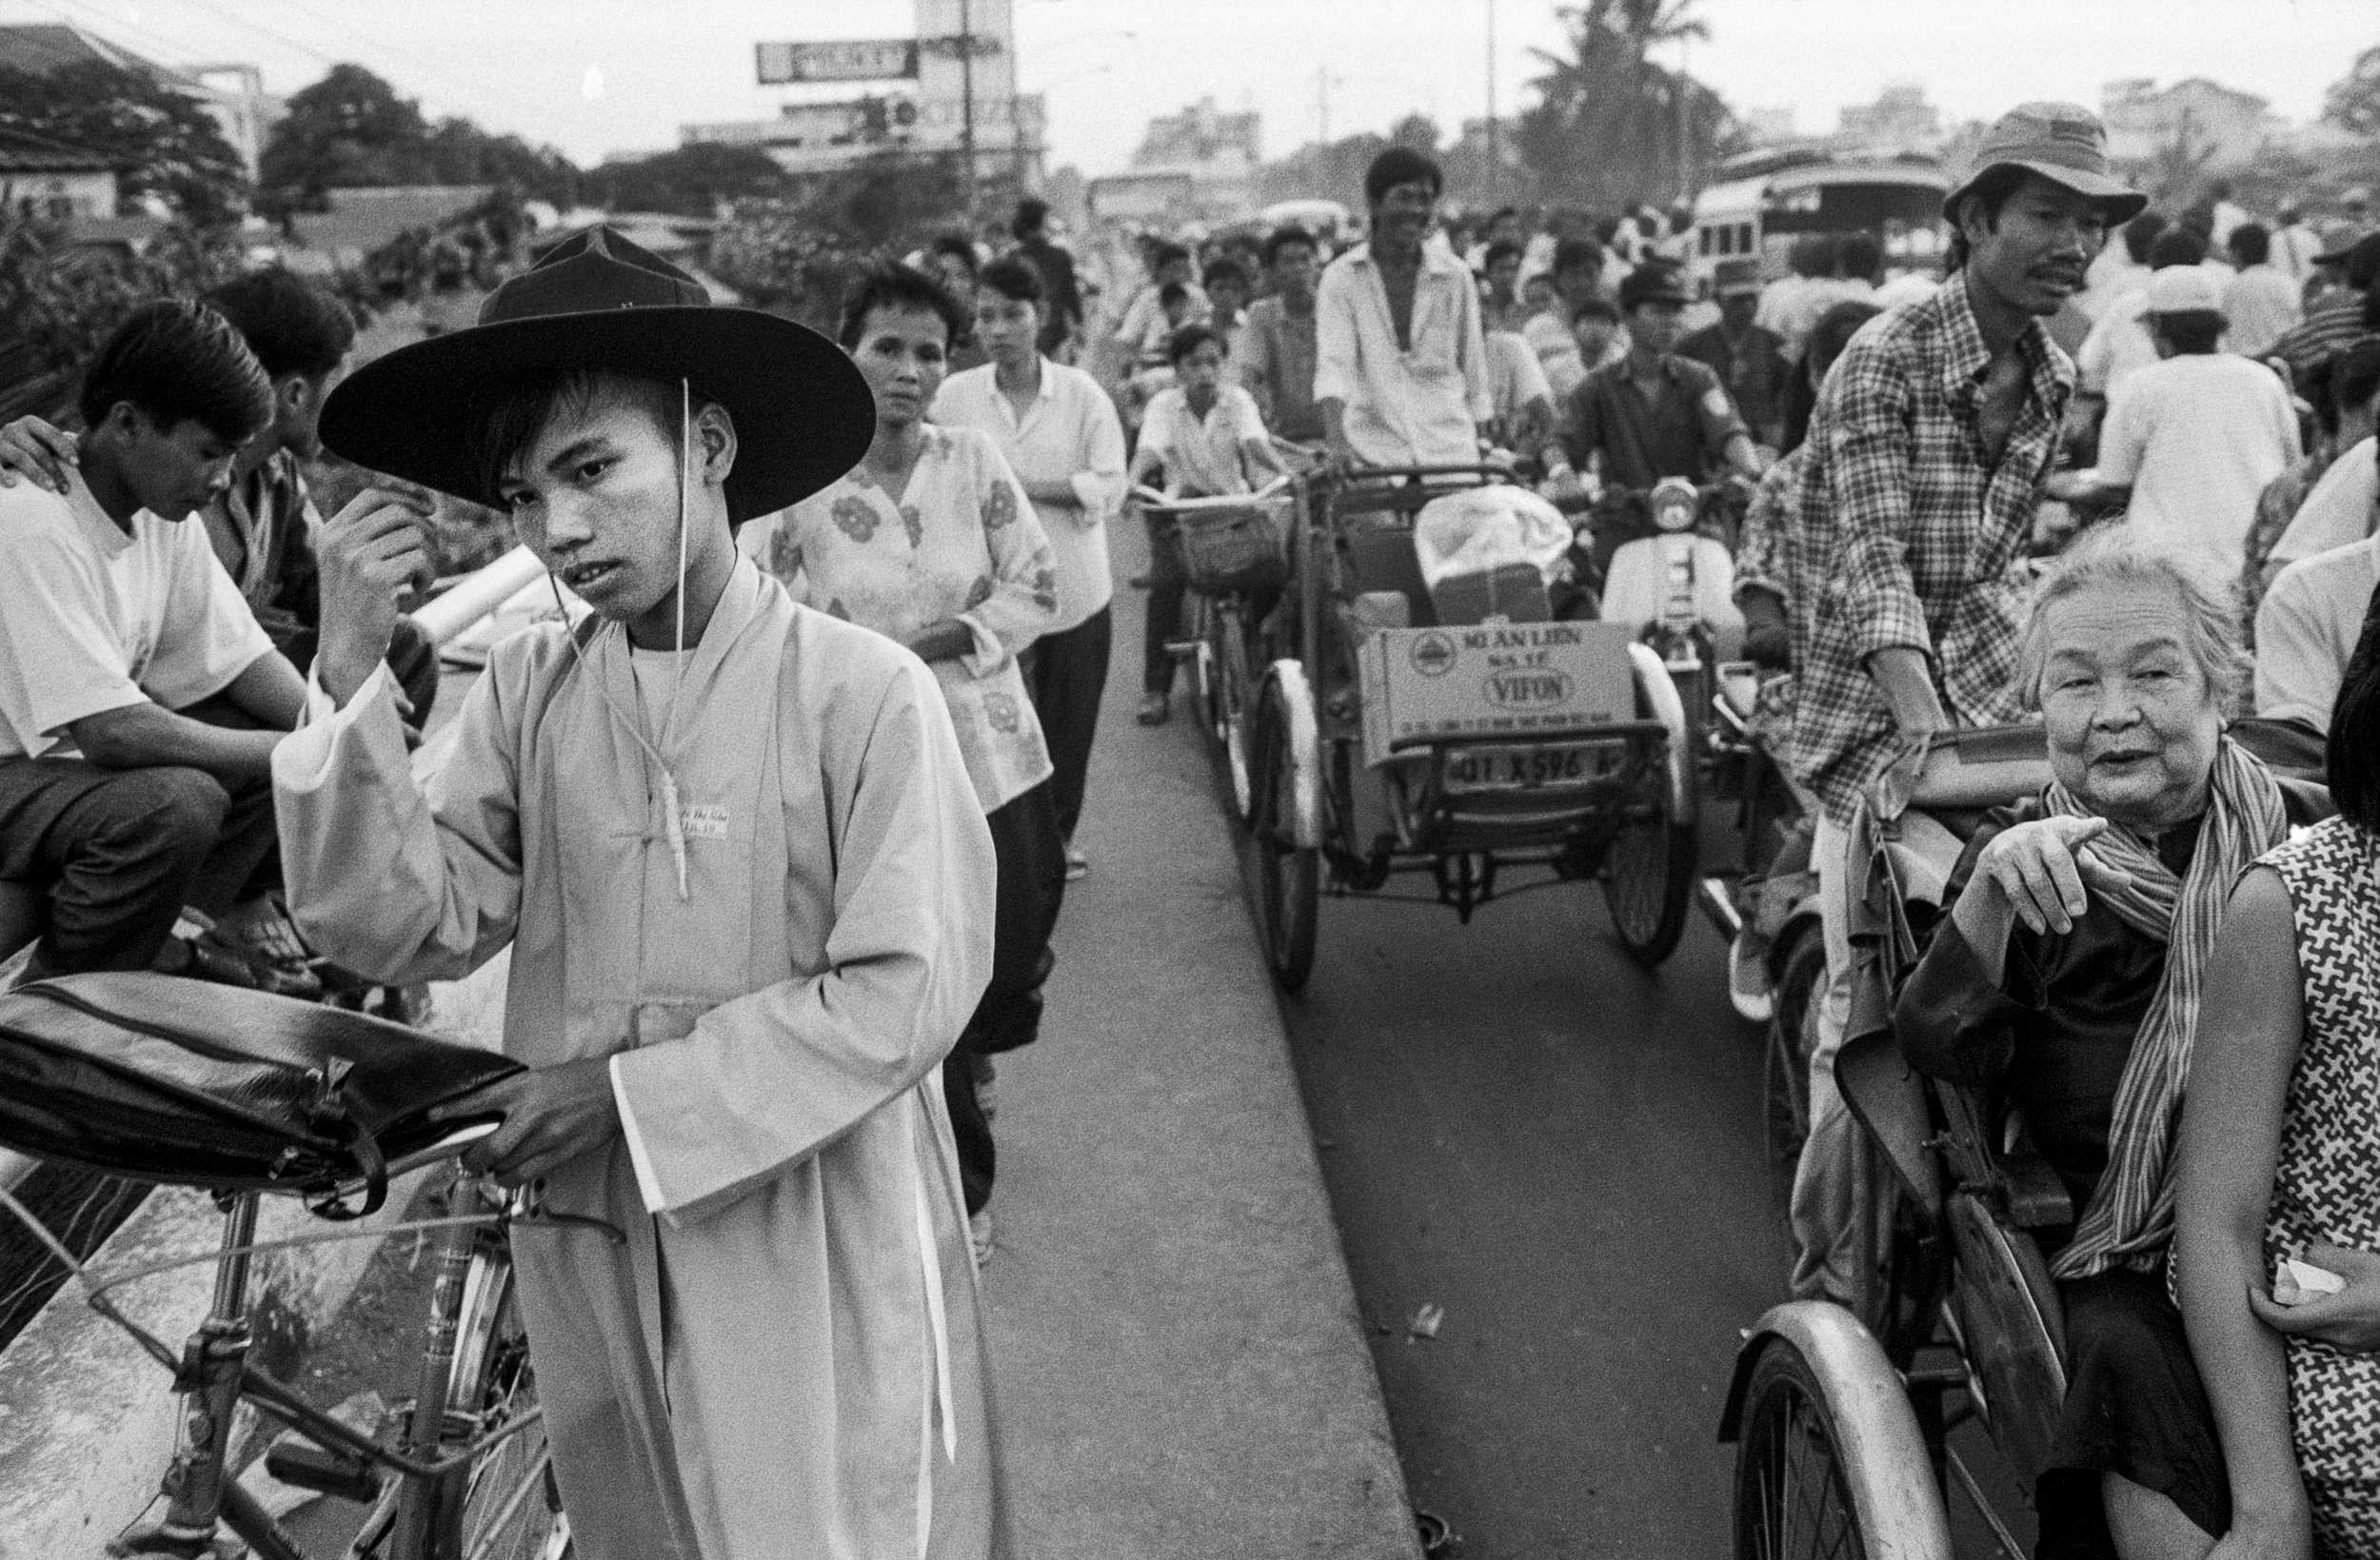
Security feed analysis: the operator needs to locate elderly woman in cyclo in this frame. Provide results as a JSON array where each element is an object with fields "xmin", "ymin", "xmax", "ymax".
[
  {"xmin": 2178, "ymin": 588, "xmax": 2380, "ymax": 1560},
  {"xmin": 1893, "ymin": 527, "xmax": 2298, "ymax": 1559},
  {"xmin": 740, "ymin": 263, "xmax": 1063, "ymax": 1262}
]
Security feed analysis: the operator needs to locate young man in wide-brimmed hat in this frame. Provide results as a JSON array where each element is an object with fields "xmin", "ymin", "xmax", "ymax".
[{"xmin": 272, "ymin": 227, "xmax": 1007, "ymax": 1559}]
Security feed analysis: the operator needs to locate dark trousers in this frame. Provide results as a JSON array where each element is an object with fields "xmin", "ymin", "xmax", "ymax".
[
  {"xmin": 1143, "ymin": 512, "xmax": 1187, "ymax": 695},
  {"xmin": 1021, "ymin": 606, "xmax": 1111, "ymax": 841},
  {"xmin": 942, "ymin": 781, "xmax": 1065, "ymax": 1214},
  {"xmin": 0, "ymin": 757, "xmax": 279, "ymax": 977}
]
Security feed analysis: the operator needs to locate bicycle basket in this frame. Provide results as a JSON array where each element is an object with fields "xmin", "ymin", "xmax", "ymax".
[
  {"xmin": 0, "ymin": 973, "xmax": 521, "ymax": 1216},
  {"xmin": 1176, "ymin": 496, "xmax": 1290, "ymax": 596}
]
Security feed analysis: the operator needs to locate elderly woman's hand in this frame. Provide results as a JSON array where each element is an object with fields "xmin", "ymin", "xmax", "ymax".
[
  {"xmin": 1973, "ymin": 815, "xmax": 2137, "ymax": 936},
  {"xmin": 2251, "ymin": 1244, "xmax": 2380, "ymax": 1353}
]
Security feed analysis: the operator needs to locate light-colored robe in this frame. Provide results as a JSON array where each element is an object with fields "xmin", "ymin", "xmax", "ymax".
[{"xmin": 271, "ymin": 560, "xmax": 1004, "ymax": 1560}]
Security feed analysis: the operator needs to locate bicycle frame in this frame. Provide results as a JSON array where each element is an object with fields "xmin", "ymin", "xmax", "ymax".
[{"xmin": 66, "ymin": 1178, "xmax": 559, "ymax": 1560}]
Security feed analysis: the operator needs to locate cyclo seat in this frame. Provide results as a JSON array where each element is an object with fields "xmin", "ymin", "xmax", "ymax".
[
  {"xmin": 0, "ymin": 972, "xmax": 520, "ymax": 1216},
  {"xmin": 1835, "ymin": 722, "xmax": 2073, "ymax": 1481}
]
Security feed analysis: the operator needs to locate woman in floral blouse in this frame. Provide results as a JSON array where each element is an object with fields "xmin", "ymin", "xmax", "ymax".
[{"xmin": 741, "ymin": 263, "xmax": 1061, "ymax": 1260}]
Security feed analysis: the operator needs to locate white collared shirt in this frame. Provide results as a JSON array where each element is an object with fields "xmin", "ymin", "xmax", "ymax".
[
  {"xmin": 1313, "ymin": 240, "xmax": 1492, "ymax": 468},
  {"xmin": 933, "ymin": 358, "xmax": 1128, "ymax": 629}
]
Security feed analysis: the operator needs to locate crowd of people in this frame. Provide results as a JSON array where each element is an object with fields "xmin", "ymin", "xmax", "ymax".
[{"xmin": 0, "ymin": 76, "xmax": 2378, "ymax": 1558}]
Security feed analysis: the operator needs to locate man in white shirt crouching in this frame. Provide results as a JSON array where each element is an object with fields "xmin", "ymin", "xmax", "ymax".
[{"xmin": 0, "ymin": 301, "xmax": 312, "ymax": 987}]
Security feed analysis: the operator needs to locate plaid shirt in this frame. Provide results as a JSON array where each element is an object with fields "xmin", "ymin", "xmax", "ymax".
[{"xmin": 1786, "ymin": 276, "xmax": 2071, "ymax": 825}]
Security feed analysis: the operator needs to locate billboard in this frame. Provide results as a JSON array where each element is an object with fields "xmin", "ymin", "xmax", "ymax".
[{"xmin": 755, "ymin": 39, "xmax": 920, "ymax": 85}]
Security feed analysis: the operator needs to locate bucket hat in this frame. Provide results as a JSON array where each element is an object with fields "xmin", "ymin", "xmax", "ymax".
[
  {"xmin": 1941, "ymin": 103, "xmax": 2148, "ymax": 225},
  {"xmin": 319, "ymin": 226, "xmax": 872, "ymax": 525},
  {"xmin": 2314, "ymin": 222, "xmax": 2373, "ymax": 266},
  {"xmin": 2144, "ymin": 267, "xmax": 2225, "ymax": 318}
]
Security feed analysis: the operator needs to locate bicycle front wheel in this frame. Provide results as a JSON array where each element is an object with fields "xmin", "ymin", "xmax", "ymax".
[
  {"xmin": 436, "ymin": 1243, "xmax": 566, "ymax": 1560},
  {"xmin": 1216, "ymin": 607, "xmax": 1256, "ymax": 823}
]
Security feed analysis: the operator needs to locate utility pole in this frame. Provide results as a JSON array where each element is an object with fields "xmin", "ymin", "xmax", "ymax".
[
  {"xmin": 960, "ymin": 0, "xmax": 977, "ymax": 209},
  {"xmin": 1485, "ymin": 0, "xmax": 1498, "ymax": 202}
]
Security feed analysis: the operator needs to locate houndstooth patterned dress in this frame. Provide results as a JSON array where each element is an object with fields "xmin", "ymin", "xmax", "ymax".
[{"xmin": 2260, "ymin": 816, "xmax": 2380, "ymax": 1553}]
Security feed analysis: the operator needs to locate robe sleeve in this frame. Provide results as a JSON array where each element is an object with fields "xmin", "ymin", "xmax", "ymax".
[
  {"xmin": 607, "ymin": 653, "xmax": 998, "ymax": 1225},
  {"xmin": 954, "ymin": 439, "xmax": 1060, "ymax": 678},
  {"xmin": 271, "ymin": 642, "xmax": 531, "ymax": 986}
]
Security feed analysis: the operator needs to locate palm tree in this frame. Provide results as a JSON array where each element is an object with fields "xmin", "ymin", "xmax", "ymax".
[{"xmin": 1515, "ymin": 0, "xmax": 1732, "ymax": 212}]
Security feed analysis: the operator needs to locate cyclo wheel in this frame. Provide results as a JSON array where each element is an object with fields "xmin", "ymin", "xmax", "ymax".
[
  {"xmin": 436, "ymin": 1237, "xmax": 567, "ymax": 1560},
  {"xmin": 1605, "ymin": 651, "xmax": 1697, "ymax": 967},
  {"xmin": 1250, "ymin": 670, "xmax": 1319, "ymax": 992},
  {"xmin": 1732, "ymin": 1335, "xmax": 1872, "ymax": 1560},
  {"xmin": 1216, "ymin": 607, "xmax": 1256, "ymax": 823}
]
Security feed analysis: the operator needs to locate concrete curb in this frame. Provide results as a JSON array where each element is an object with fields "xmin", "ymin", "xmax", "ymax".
[{"xmin": 0, "ymin": 951, "xmax": 510, "ymax": 1559}]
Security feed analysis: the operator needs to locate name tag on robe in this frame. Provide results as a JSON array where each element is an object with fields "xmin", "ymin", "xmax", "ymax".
[{"xmin": 679, "ymin": 802, "xmax": 730, "ymax": 840}]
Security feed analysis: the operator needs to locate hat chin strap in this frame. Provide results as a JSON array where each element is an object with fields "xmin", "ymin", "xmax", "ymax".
[{"xmin": 545, "ymin": 377, "xmax": 698, "ymax": 902}]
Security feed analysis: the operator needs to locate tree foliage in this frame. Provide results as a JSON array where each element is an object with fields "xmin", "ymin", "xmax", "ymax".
[
  {"xmin": 709, "ymin": 152, "xmax": 970, "ymax": 331},
  {"xmin": 0, "ymin": 60, "xmax": 248, "ymax": 228},
  {"xmin": 259, "ymin": 63, "xmax": 578, "ymax": 217},
  {"xmin": 2322, "ymin": 44, "xmax": 2380, "ymax": 138},
  {"xmin": 1515, "ymin": 0, "xmax": 1733, "ymax": 212},
  {"xmin": 0, "ymin": 213, "xmax": 246, "ymax": 420},
  {"xmin": 589, "ymin": 144, "xmax": 790, "ymax": 218}
]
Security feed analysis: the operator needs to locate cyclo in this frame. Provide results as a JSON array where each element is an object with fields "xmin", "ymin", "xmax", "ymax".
[
  {"xmin": 1717, "ymin": 720, "xmax": 2330, "ymax": 1559},
  {"xmin": 1240, "ymin": 462, "xmax": 1701, "ymax": 992}
]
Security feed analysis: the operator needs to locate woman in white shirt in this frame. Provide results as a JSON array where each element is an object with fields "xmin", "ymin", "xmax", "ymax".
[
  {"xmin": 742, "ymin": 263, "xmax": 1062, "ymax": 1256},
  {"xmin": 930, "ymin": 255, "xmax": 1126, "ymax": 879}
]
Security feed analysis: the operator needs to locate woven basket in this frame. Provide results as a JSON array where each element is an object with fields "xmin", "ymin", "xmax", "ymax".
[{"xmin": 1176, "ymin": 496, "xmax": 1290, "ymax": 595}]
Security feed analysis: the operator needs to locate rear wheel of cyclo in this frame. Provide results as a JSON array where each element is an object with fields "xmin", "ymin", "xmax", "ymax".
[
  {"xmin": 1732, "ymin": 1337, "xmax": 1873, "ymax": 1560},
  {"xmin": 1251, "ymin": 675, "xmax": 1319, "ymax": 992},
  {"xmin": 1604, "ymin": 810, "xmax": 1696, "ymax": 968},
  {"xmin": 1605, "ymin": 659, "xmax": 1697, "ymax": 968},
  {"xmin": 438, "ymin": 1242, "xmax": 568, "ymax": 1560}
]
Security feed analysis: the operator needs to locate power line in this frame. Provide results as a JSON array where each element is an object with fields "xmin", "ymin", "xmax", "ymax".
[{"xmin": 168, "ymin": 0, "xmax": 585, "ymax": 144}]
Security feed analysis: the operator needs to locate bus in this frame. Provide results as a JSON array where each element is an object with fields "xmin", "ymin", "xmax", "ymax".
[{"xmin": 1691, "ymin": 150, "xmax": 1951, "ymax": 282}]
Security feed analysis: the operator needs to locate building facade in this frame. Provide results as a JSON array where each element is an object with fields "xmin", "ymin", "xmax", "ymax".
[{"xmin": 2102, "ymin": 77, "xmax": 2277, "ymax": 169}]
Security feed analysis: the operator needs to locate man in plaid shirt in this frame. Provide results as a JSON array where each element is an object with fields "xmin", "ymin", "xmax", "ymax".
[{"xmin": 1786, "ymin": 104, "xmax": 2145, "ymax": 1305}]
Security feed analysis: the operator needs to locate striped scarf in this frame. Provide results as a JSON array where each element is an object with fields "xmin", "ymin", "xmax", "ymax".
[{"xmin": 2046, "ymin": 737, "xmax": 2288, "ymax": 1281}]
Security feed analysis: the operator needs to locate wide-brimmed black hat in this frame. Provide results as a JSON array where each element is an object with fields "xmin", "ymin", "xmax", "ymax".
[{"xmin": 319, "ymin": 226, "xmax": 871, "ymax": 525}]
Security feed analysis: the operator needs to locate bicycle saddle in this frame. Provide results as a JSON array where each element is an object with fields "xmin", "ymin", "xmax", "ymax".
[{"xmin": 0, "ymin": 972, "xmax": 521, "ymax": 1216}]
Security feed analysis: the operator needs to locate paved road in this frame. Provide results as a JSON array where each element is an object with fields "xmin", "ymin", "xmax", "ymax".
[{"xmin": 1252, "ymin": 812, "xmax": 1793, "ymax": 1557}]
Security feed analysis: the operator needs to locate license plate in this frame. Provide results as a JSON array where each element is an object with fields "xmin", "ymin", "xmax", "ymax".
[{"xmin": 1442, "ymin": 741, "xmax": 1623, "ymax": 794}]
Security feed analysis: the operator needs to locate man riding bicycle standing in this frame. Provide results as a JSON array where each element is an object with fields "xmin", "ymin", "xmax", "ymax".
[
  {"xmin": 1779, "ymin": 104, "xmax": 2145, "ymax": 1313},
  {"xmin": 1313, "ymin": 147, "xmax": 1493, "ymax": 473}
]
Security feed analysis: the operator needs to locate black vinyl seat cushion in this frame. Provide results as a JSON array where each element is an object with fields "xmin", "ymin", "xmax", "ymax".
[{"xmin": 0, "ymin": 973, "xmax": 520, "ymax": 1214}]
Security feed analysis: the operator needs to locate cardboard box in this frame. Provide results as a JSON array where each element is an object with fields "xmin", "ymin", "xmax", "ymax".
[{"xmin": 1358, "ymin": 621, "xmax": 1638, "ymax": 765}]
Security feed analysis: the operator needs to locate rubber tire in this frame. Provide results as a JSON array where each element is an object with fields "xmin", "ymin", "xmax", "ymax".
[
  {"xmin": 1605, "ymin": 815, "xmax": 1697, "ymax": 968},
  {"xmin": 1217, "ymin": 611, "xmax": 1256, "ymax": 824},
  {"xmin": 1731, "ymin": 1334, "xmax": 1873, "ymax": 1560},
  {"xmin": 436, "ymin": 1244, "xmax": 568, "ymax": 1560},
  {"xmin": 1251, "ymin": 681, "xmax": 1319, "ymax": 993},
  {"xmin": 1765, "ymin": 925, "xmax": 1826, "ymax": 1195}
]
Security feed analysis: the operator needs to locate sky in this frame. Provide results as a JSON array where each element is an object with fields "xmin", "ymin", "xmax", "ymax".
[{"xmin": 6, "ymin": 0, "xmax": 2371, "ymax": 174}]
